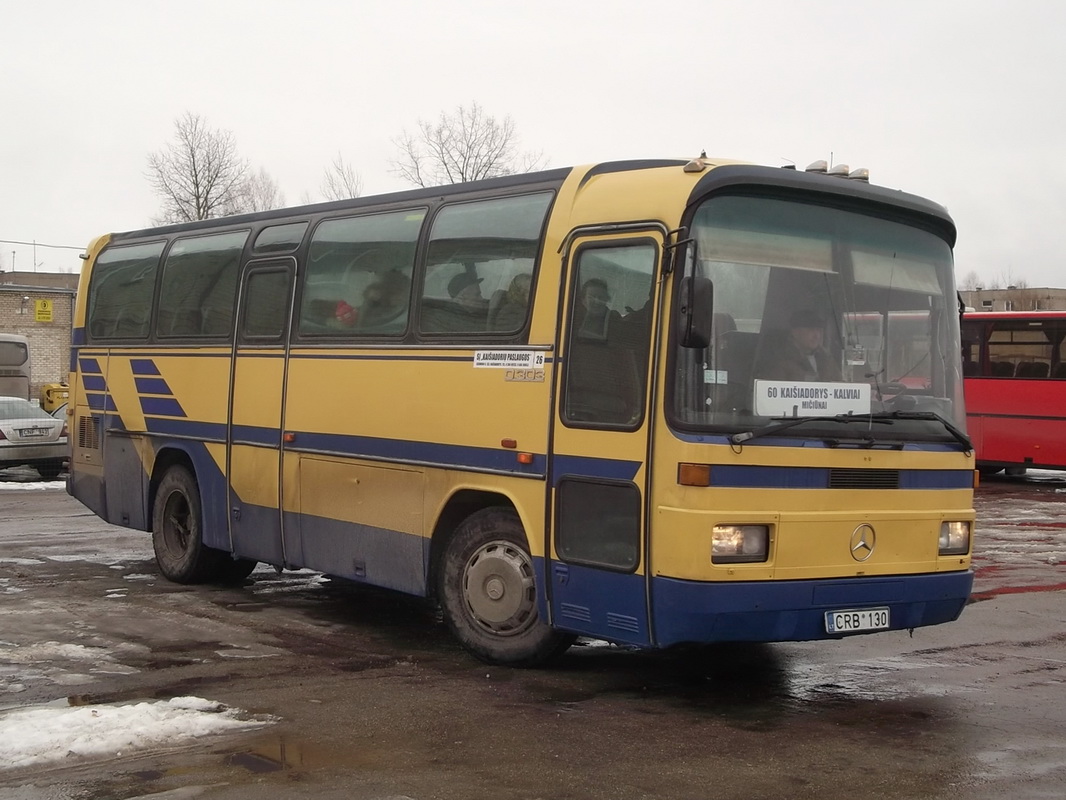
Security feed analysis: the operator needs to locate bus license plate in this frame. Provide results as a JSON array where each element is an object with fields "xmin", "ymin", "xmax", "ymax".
[{"xmin": 825, "ymin": 607, "xmax": 890, "ymax": 634}]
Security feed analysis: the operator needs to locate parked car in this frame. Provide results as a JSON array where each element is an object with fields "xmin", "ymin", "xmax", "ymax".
[{"xmin": 0, "ymin": 396, "xmax": 67, "ymax": 480}]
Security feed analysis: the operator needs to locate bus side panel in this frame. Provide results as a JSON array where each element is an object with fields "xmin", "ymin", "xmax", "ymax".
[
  {"xmin": 68, "ymin": 346, "xmax": 111, "ymax": 522},
  {"xmin": 143, "ymin": 353, "xmax": 233, "ymax": 551},
  {"xmin": 965, "ymin": 376, "xmax": 1066, "ymax": 468},
  {"xmin": 102, "ymin": 434, "xmax": 148, "ymax": 529},
  {"xmin": 293, "ymin": 455, "xmax": 426, "ymax": 595},
  {"xmin": 537, "ymin": 560, "xmax": 651, "ymax": 645}
]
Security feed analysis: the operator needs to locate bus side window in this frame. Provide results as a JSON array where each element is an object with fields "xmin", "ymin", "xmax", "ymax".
[
  {"xmin": 87, "ymin": 242, "xmax": 164, "ymax": 341},
  {"xmin": 158, "ymin": 232, "xmax": 248, "ymax": 340},
  {"xmin": 1016, "ymin": 362, "xmax": 1050, "ymax": 378},
  {"xmin": 301, "ymin": 210, "xmax": 424, "ymax": 337},
  {"xmin": 418, "ymin": 193, "xmax": 552, "ymax": 339}
]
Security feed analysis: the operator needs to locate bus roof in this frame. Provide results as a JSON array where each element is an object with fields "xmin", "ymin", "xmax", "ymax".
[{"xmin": 104, "ymin": 157, "xmax": 955, "ymax": 246}]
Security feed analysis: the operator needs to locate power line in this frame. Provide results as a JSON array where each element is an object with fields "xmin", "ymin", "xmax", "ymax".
[{"xmin": 0, "ymin": 238, "xmax": 84, "ymax": 251}]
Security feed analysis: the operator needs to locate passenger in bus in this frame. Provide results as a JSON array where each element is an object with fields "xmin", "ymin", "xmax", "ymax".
[
  {"xmin": 359, "ymin": 269, "xmax": 410, "ymax": 329},
  {"xmin": 756, "ymin": 308, "xmax": 841, "ymax": 382},
  {"xmin": 303, "ymin": 297, "xmax": 358, "ymax": 329},
  {"xmin": 488, "ymin": 272, "xmax": 532, "ymax": 330},
  {"xmin": 575, "ymin": 277, "xmax": 620, "ymax": 340},
  {"xmin": 421, "ymin": 271, "xmax": 489, "ymax": 332},
  {"xmin": 449, "ymin": 272, "xmax": 487, "ymax": 311}
]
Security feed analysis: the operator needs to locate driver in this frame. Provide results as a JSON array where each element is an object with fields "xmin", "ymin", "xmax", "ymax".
[{"xmin": 758, "ymin": 308, "xmax": 841, "ymax": 382}]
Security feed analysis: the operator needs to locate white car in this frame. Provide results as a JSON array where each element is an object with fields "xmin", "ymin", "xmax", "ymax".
[{"xmin": 0, "ymin": 396, "xmax": 67, "ymax": 480}]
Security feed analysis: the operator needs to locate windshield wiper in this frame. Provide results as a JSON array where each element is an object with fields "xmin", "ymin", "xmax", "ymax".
[
  {"xmin": 730, "ymin": 410, "xmax": 973, "ymax": 451},
  {"xmin": 730, "ymin": 414, "xmax": 891, "ymax": 445},
  {"xmin": 871, "ymin": 410, "xmax": 973, "ymax": 451}
]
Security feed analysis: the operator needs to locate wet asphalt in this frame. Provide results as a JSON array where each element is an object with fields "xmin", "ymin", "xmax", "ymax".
[{"xmin": 0, "ymin": 470, "xmax": 1063, "ymax": 799}]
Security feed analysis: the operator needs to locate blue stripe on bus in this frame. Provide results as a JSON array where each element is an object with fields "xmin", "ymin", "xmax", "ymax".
[
  {"xmin": 712, "ymin": 465, "xmax": 827, "ymax": 488},
  {"xmin": 79, "ymin": 358, "xmax": 102, "ymax": 375},
  {"xmin": 146, "ymin": 417, "xmax": 228, "ymax": 442},
  {"xmin": 551, "ymin": 454, "xmax": 641, "ymax": 483},
  {"xmin": 900, "ymin": 470, "xmax": 973, "ymax": 489},
  {"xmin": 139, "ymin": 416, "xmax": 546, "ymax": 475},
  {"xmin": 131, "ymin": 359, "xmax": 162, "ymax": 375},
  {"xmin": 140, "ymin": 397, "xmax": 186, "ymax": 417},
  {"xmin": 86, "ymin": 394, "xmax": 119, "ymax": 413},
  {"xmin": 708, "ymin": 465, "xmax": 972, "ymax": 489},
  {"xmin": 135, "ymin": 377, "xmax": 172, "ymax": 395},
  {"xmin": 231, "ymin": 424, "xmax": 281, "ymax": 447},
  {"xmin": 293, "ymin": 430, "xmax": 545, "ymax": 474},
  {"xmin": 82, "ymin": 375, "xmax": 107, "ymax": 392}
]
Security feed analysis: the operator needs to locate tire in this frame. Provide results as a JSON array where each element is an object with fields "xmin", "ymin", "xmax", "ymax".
[
  {"xmin": 215, "ymin": 555, "xmax": 258, "ymax": 585},
  {"xmin": 438, "ymin": 507, "xmax": 573, "ymax": 666},
  {"xmin": 36, "ymin": 463, "xmax": 64, "ymax": 480},
  {"xmin": 152, "ymin": 466, "xmax": 220, "ymax": 584}
]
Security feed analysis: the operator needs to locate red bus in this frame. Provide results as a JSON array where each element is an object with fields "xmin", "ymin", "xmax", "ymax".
[{"xmin": 961, "ymin": 310, "xmax": 1066, "ymax": 474}]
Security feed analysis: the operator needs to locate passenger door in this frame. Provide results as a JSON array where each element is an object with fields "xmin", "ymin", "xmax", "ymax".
[
  {"xmin": 227, "ymin": 259, "xmax": 295, "ymax": 564},
  {"xmin": 548, "ymin": 233, "xmax": 661, "ymax": 646}
]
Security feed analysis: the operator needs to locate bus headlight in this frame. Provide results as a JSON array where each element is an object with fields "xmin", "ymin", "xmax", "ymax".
[
  {"xmin": 939, "ymin": 521, "xmax": 971, "ymax": 555},
  {"xmin": 712, "ymin": 525, "xmax": 769, "ymax": 564}
]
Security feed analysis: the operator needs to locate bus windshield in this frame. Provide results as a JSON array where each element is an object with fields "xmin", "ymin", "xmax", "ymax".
[{"xmin": 672, "ymin": 194, "xmax": 965, "ymax": 443}]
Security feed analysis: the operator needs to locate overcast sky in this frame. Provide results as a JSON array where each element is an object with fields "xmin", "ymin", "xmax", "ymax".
[{"xmin": 2, "ymin": 1, "xmax": 1063, "ymax": 287}]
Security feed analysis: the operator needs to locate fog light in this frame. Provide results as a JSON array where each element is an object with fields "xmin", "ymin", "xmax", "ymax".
[
  {"xmin": 939, "ymin": 521, "xmax": 971, "ymax": 555},
  {"xmin": 712, "ymin": 524, "xmax": 769, "ymax": 564}
]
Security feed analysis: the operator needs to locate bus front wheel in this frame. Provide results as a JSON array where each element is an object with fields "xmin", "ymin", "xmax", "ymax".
[{"xmin": 438, "ymin": 508, "xmax": 573, "ymax": 667}]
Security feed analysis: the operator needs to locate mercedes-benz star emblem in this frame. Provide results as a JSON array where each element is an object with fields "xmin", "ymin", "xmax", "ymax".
[{"xmin": 850, "ymin": 524, "xmax": 876, "ymax": 562}]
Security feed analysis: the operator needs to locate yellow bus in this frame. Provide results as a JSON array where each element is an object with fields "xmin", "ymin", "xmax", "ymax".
[{"xmin": 67, "ymin": 156, "xmax": 975, "ymax": 665}]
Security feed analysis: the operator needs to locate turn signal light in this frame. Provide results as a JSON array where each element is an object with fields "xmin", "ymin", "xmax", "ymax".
[{"xmin": 678, "ymin": 463, "xmax": 711, "ymax": 486}]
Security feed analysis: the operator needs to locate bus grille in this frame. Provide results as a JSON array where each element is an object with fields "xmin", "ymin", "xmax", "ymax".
[
  {"xmin": 78, "ymin": 415, "xmax": 100, "ymax": 451},
  {"xmin": 828, "ymin": 468, "xmax": 900, "ymax": 489}
]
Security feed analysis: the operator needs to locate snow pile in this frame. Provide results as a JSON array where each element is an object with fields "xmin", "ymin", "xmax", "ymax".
[{"xmin": 0, "ymin": 696, "xmax": 273, "ymax": 770}]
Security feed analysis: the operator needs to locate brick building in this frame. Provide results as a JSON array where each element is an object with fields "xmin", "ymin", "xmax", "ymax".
[{"xmin": 0, "ymin": 271, "xmax": 79, "ymax": 400}]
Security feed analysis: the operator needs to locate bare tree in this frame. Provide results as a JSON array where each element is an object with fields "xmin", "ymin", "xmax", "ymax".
[
  {"xmin": 957, "ymin": 270, "xmax": 982, "ymax": 291},
  {"xmin": 990, "ymin": 267, "xmax": 1028, "ymax": 290},
  {"xmin": 390, "ymin": 102, "xmax": 543, "ymax": 187},
  {"xmin": 239, "ymin": 167, "xmax": 286, "ymax": 213},
  {"xmin": 147, "ymin": 113, "xmax": 251, "ymax": 223},
  {"xmin": 321, "ymin": 153, "xmax": 363, "ymax": 201}
]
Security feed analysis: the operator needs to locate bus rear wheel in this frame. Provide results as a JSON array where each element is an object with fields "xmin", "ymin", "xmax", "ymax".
[
  {"xmin": 438, "ymin": 508, "xmax": 573, "ymax": 667},
  {"xmin": 152, "ymin": 465, "xmax": 255, "ymax": 584}
]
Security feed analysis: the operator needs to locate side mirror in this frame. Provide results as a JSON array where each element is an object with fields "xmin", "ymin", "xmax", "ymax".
[{"xmin": 678, "ymin": 276, "xmax": 713, "ymax": 349}]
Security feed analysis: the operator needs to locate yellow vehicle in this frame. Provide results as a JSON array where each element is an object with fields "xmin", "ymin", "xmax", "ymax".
[{"xmin": 67, "ymin": 156, "xmax": 975, "ymax": 665}]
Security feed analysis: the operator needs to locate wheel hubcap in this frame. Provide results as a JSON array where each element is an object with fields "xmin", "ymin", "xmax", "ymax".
[{"xmin": 462, "ymin": 541, "xmax": 536, "ymax": 636}]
